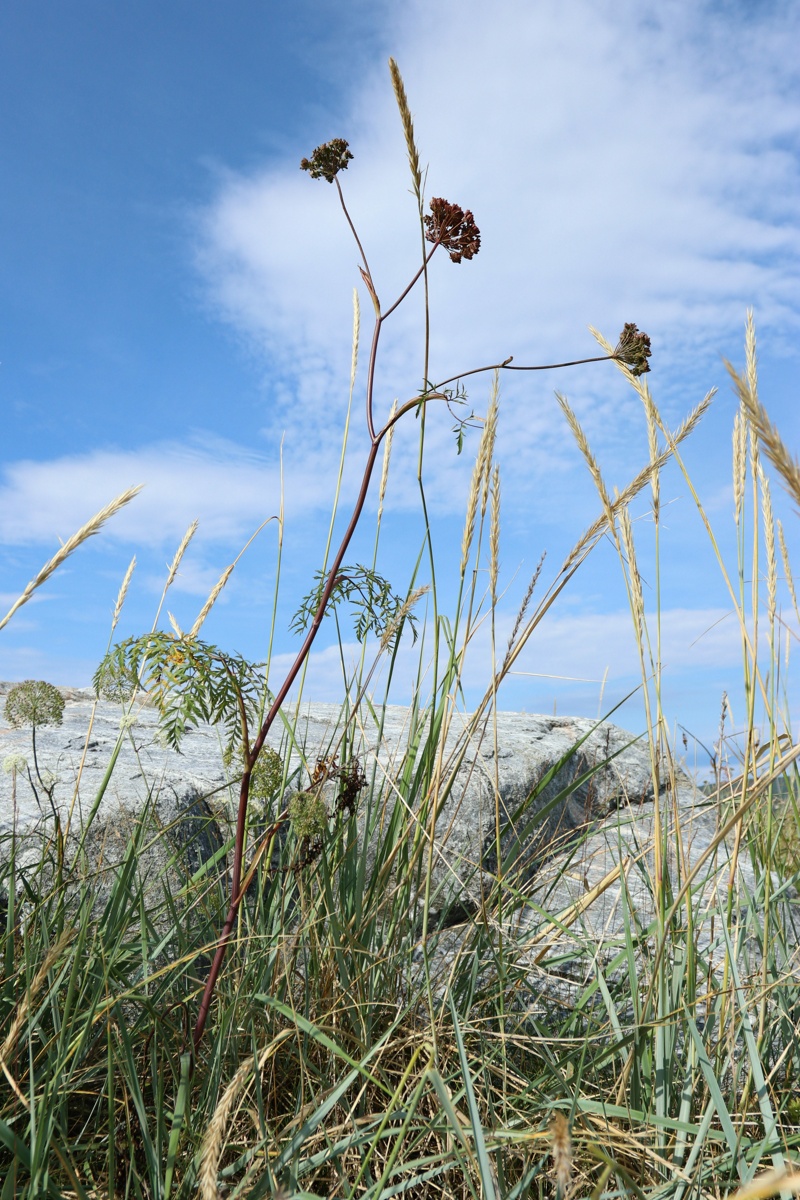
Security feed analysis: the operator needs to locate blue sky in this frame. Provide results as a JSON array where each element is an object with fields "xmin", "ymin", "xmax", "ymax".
[{"xmin": 2, "ymin": 0, "xmax": 800, "ymax": 771}]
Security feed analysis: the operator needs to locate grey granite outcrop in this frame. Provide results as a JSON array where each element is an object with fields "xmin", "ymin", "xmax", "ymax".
[
  {"xmin": 1, "ymin": 683, "xmax": 797, "ymax": 994},
  {"xmin": 1, "ymin": 684, "xmax": 675, "ymax": 897}
]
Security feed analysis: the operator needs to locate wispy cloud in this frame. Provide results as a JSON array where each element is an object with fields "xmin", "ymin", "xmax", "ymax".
[
  {"xmin": 196, "ymin": 0, "xmax": 800, "ymax": 507},
  {"xmin": 0, "ymin": 434, "xmax": 334, "ymax": 547},
  {"xmin": 273, "ymin": 604, "xmax": 760, "ymax": 702}
]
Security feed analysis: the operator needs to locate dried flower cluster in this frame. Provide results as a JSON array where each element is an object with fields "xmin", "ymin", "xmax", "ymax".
[
  {"xmin": 308, "ymin": 754, "xmax": 366, "ymax": 818},
  {"xmin": 614, "ymin": 323, "xmax": 652, "ymax": 376},
  {"xmin": 424, "ymin": 197, "xmax": 481, "ymax": 263},
  {"xmin": 300, "ymin": 138, "xmax": 353, "ymax": 183}
]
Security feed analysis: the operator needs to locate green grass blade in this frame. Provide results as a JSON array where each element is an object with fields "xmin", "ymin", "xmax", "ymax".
[{"xmin": 447, "ymin": 990, "xmax": 500, "ymax": 1199}]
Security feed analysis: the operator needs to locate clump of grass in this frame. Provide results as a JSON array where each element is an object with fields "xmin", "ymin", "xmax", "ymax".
[{"xmin": 2, "ymin": 61, "xmax": 800, "ymax": 1200}]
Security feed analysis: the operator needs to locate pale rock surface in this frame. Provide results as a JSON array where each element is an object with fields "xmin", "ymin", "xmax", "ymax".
[
  {"xmin": 1, "ymin": 683, "xmax": 797, "ymax": 991},
  {"xmin": 1, "ymin": 683, "xmax": 671, "ymax": 897}
]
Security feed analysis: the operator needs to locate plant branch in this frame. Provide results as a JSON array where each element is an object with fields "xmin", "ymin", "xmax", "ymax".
[
  {"xmin": 335, "ymin": 178, "xmax": 374, "ymax": 293},
  {"xmin": 433, "ymin": 353, "xmax": 621, "ymax": 393},
  {"xmin": 381, "ymin": 240, "xmax": 440, "ymax": 321}
]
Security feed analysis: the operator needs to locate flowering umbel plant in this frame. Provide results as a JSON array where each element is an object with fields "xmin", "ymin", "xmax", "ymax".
[
  {"xmin": 5, "ymin": 680, "xmax": 65, "ymax": 730},
  {"xmin": 300, "ymin": 138, "xmax": 354, "ymax": 183},
  {"xmin": 614, "ymin": 323, "xmax": 652, "ymax": 377},
  {"xmin": 424, "ymin": 197, "xmax": 481, "ymax": 263}
]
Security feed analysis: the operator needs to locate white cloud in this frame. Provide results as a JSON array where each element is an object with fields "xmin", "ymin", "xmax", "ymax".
[
  {"xmin": 270, "ymin": 604, "xmax": 761, "ymax": 706},
  {"xmin": 0, "ymin": 434, "xmax": 338, "ymax": 548},
  {"xmin": 8, "ymin": 3, "xmax": 798, "ymax": 561},
  {"xmin": 195, "ymin": 0, "xmax": 800, "ymax": 515}
]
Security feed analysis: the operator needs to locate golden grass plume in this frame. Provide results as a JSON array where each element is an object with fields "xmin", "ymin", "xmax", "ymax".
[
  {"xmin": 0, "ymin": 485, "xmax": 142, "ymax": 632},
  {"xmin": 388, "ymin": 58, "xmax": 422, "ymax": 197},
  {"xmin": 726, "ymin": 311, "xmax": 800, "ymax": 510},
  {"xmin": 549, "ymin": 1111, "xmax": 573, "ymax": 1199}
]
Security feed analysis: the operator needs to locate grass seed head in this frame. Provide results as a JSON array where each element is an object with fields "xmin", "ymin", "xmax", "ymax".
[{"xmin": 549, "ymin": 1111, "xmax": 573, "ymax": 1199}]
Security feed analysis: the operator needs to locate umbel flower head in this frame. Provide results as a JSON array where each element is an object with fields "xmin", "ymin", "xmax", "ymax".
[
  {"xmin": 288, "ymin": 790, "xmax": 328, "ymax": 840},
  {"xmin": 300, "ymin": 138, "xmax": 353, "ymax": 183},
  {"xmin": 4, "ymin": 680, "xmax": 65, "ymax": 730},
  {"xmin": 614, "ymin": 323, "xmax": 652, "ymax": 376},
  {"xmin": 424, "ymin": 198, "xmax": 481, "ymax": 263}
]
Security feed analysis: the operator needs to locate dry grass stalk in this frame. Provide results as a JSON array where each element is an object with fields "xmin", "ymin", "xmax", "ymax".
[
  {"xmin": 388, "ymin": 58, "xmax": 422, "ymax": 196},
  {"xmin": 733, "ymin": 377, "xmax": 800, "ymax": 508},
  {"xmin": 556, "ymin": 393, "xmax": 615, "ymax": 537},
  {"xmin": 503, "ymin": 553, "xmax": 545, "ymax": 668},
  {"xmin": 111, "ymin": 555, "xmax": 136, "ymax": 634},
  {"xmin": 758, "ymin": 463, "xmax": 777, "ymax": 626},
  {"xmin": 167, "ymin": 611, "xmax": 184, "ymax": 639},
  {"xmin": 778, "ymin": 520, "xmax": 799, "ymax": 621},
  {"xmin": 460, "ymin": 463, "xmax": 482, "ymax": 576},
  {"xmin": 480, "ymin": 375, "xmax": 499, "ymax": 518},
  {"xmin": 733, "ymin": 407, "xmax": 747, "ymax": 523},
  {"xmin": 746, "ymin": 307, "xmax": 758, "ymax": 404},
  {"xmin": 461, "ymin": 383, "xmax": 498, "ymax": 575},
  {"xmin": 378, "ymin": 398, "xmax": 398, "ymax": 519},
  {"xmin": 669, "ymin": 391, "xmax": 715, "ymax": 446},
  {"xmin": 727, "ymin": 312, "xmax": 800, "ymax": 509},
  {"xmin": 190, "ymin": 563, "xmax": 235, "ymax": 639},
  {"xmin": 620, "ymin": 505, "xmax": 644, "ymax": 632},
  {"xmin": 749, "ymin": 416, "xmax": 760, "ymax": 479},
  {"xmin": 561, "ymin": 393, "xmax": 712, "ymax": 576},
  {"xmin": 166, "ymin": 519, "xmax": 199, "ymax": 590},
  {"xmin": 0, "ymin": 928, "xmax": 76, "ymax": 1067},
  {"xmin": 590, "ymin": 322, "xmax": 715, "ymax": 445},
  {"xmin": 0, "ymin": 485, "xmax": 142, "ymax": 631},
  {"xmin": 188, "ymin": 516, "xmax": 276, "ymax": 639},
  {"xmin": 199, "ymin": 1052, "xmax": 258, "ymax": 1200},
  {"xmin": 646, "ymin": 396, "xmax": 660, "ymax": 520},
  {"xmin": 727, "ymin": 1168, "xmax": 800, "ymax": 1200},
  {"xmin": 379, "ymin": 585, "xmax": 429, "ymax": 651},
  {"xmin": 350, "ymin": 287, "xmax": 360, "ymax": 395},
  {"xmin": 549, "ymin": 1111, "xmax": 573, "ymax": 1199},
  {"xmin": 199, "ymin": 1043, "xmax": 282, "ymax": 1200},
  {"xmin": 490, "ymin": 464, "xmax": 500, "ymax": 602}
]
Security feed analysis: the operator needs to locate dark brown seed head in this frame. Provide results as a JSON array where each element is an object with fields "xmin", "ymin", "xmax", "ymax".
[
  {"xmin": 614, "ymin": 323, "xmax": 652, "ymax": 376},
  {"xmin": 424, "ymin": 197, "xmax": 481, "ymax": 263},
  {"xmin": 300, "ymin": 138, "xmax": 353, "ymax": 183}
]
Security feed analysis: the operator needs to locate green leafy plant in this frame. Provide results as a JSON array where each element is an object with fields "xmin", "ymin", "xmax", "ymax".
[
  {"xmin": 291, "ymin": 562, "xmax": 419, "ymax": 647},
  {"xmin": 94, "ymin": 633, "xmax": 266, "ymax": 755}
]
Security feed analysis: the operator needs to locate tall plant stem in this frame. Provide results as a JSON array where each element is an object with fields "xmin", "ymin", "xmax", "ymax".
[
  {"xmin": 191, "ymin": 177, "xmax": 625, "ymax": 1051},
  {"xmin": 192, "ymin": 432, "xmax": 383, "ymax": 1050}
]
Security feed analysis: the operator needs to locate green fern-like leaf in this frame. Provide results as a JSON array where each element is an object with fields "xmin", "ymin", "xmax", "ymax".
[
  {"xmin": 290, "ymin": 564, "xmax": 417, "ymax": 648},
  {"xmin": 95, "ymin": 633, "xmax": 266, "ymax": 753}
]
